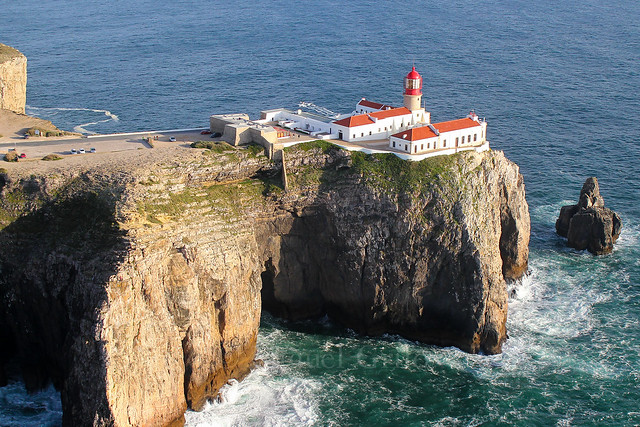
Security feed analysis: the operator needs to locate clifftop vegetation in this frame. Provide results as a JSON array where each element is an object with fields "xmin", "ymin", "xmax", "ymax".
[{"xmin": 0, "ymin": 43, "xmax": 23, "ymax": 63}]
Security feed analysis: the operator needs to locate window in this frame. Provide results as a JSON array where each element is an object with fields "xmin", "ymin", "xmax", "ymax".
[
  {"xmin": 393, "ymin": 141, "xmax": 396, "ymax": 147},
  {"xmin": 468, "ymin": 134, "xmax": 471, "ymax": 142},
  {"xmin": 352, "ymin": 134, "xmax": 355, "ymax": 139},
  {"xmin": 361, "ymin": 133, "xmax": 364, "ymax": 137},
  {"xmin": 461, "ymin": 136, "xmax": 465, "ymax": 144},
  {"xmin": 369, "ymin": 131, "xmax": 372, "ymax": 135},
  {"xmin": 474, "ymin": 134, "xmax": 477, "ymax": 141},
  {"xmin": 414, "ymin": 146, "xmax": 417, "ymax": 153},
  {"xmin": 456, "ymin": 137, "xmax": 459, "ymax": 145},
  {"xmin": 428, "ymin": 142, "xmax": 431, "ymax": 149},
  {"xmin": 421, "ymin": 144, "xmax": 424, "ymax": 151},
  {"xmin": 443, "ymin": 139, "xmax": 446, "ymax": 148},
  {"xmin": 378, "ymin": 128, "xmax": 381, "ymax": 132},
  {"xmin": 405, "ymin": 144, "xmax": 408, "ymax": 151}
]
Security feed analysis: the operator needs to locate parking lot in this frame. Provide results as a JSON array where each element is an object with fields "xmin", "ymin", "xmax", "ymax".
[{"xmin": 0, "ymin": 128, "xmax": 212, "ymax": 160}]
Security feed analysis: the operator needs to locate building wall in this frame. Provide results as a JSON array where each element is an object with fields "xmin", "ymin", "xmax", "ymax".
[
  {"xmin": 388, "ymin": 121, "xmax": 487, "ymax": 155},
  {"xmin": 355, "ymin": 104, "xmax": 382, "ymax": 114},
  {"xmin": 210, "ymin": 114, "xmax": 250, "ymax": 134},
  {"xmin": 335, "ymin": 114, "xmax": 416, "ymax": 142},
  {"xmin": 261, "ymin": 109, "xmax": 333, "ymax": 136}
]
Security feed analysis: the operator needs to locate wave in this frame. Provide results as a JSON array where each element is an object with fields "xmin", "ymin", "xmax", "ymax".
[
  {"xmin": 25, "ymin": 106, "xmax": 119, "ymax": 134},
  {"xmin": 184, "ymin": 362, "xmax": 321, "ymax": 427}
]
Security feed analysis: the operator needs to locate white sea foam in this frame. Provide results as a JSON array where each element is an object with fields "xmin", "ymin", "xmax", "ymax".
[
  {"xmin": 25, "ymin": 105, "xmax": 119, "ymax": 134},
  {"xmin": 184, "ymin": 361, "xmax": 321, "ymax": 427}
]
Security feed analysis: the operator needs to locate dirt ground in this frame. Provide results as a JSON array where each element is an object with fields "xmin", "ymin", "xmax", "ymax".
[{"xmin": 0, "ymin": 109, "xmax": 68, "ymax": 141}]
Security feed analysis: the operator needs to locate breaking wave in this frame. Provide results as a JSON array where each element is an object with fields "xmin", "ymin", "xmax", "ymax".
[{"xmin": 25, "ymin": 106, "xmax": 119, "ymax": 134}]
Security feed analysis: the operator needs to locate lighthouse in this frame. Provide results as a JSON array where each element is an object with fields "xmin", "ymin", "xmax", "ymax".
[{"xmin": 403, "ymin": 66, "xmax": 422, "ymax": 111}]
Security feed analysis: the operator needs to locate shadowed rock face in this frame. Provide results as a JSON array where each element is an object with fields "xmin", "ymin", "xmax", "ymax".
[
  {"xmin": 556, "ymin": 177, "xmax": 622, "ymax": 255},
  {"xmin": 0, "ymin": 146, "xmax": 529, "ymax": 425}
]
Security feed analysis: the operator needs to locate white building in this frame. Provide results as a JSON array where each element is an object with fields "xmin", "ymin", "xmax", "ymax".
[
  {"xmin": 389, "ymin": 112, "xmax": 487, "ymax": 155},
  {"xmin": 256, "ymin": 65, "xmax": 488, "ymax": 158},
  {"xmin": 260, "ymin": 66, "xmax": 431, "ymax": 142}
]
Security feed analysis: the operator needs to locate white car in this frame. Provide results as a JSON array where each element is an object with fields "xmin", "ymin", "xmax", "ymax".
[
  {"xmin": 169, "ymin": 136, "xmax": 176, "ymax": 142},
  {"xmin": 79, "ymin": 148, "xmax": 85, "ymax": 154},
  {"xmin": 70, "ymin": 148, "xmax": 77, "ymax": 154}
]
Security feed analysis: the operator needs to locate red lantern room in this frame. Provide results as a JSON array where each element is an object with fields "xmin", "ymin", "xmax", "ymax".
[{"xmin": 404, "ymin": 66, "xmax": 422, "ymax": 96}]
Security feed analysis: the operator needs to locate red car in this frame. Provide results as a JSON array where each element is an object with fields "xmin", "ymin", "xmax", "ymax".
[
  {"xmin": 19, "ymin": 153, "xmax": 26, "ymax": 158},
  {"xmin": 200, "ymin": 130, "xmax": 212, "ymax": 135}
]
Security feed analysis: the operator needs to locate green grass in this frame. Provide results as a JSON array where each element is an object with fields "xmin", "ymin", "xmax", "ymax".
[
  {"xmin": 190, "ymin": 140, "xmax": 235, "ymax": 152},
  {"xmin": 138, "ymin": 177, "xmax": 271, "ymax": 224},
  {"xmin": 42, "ymin": 154, "xmax": 62, "ymax": 161},
  {"xmin": 0, "ymin": 168, "xmax": 7, "ymax": 174},
  {"xmin": 246, "ymin": 143, "xmax": 265, "ymax": 157},
  {"xmin": 284, "ymin": 140, "xmax": 341, "ymax": 154},
  {"xmin": 350, "ymin": 151, "xmax": 459, "ymax": 194}
]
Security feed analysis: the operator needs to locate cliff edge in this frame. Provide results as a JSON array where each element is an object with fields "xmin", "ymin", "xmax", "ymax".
[
  {"xmin": 0, "ymin": 144, "xmax": 529, "ymax": 425},
  {"xmin": 0, "ymin": 43, "xmax": 27, "ymax": 114}
]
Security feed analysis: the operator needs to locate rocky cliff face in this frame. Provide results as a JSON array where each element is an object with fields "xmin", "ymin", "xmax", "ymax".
[
  {"xmin": 0, "ymin": 144, "xmax": 529, "ymax": 426},
  {"xmin": 0, "ymin": 43, "xmax": 27, "ymax": 114}
]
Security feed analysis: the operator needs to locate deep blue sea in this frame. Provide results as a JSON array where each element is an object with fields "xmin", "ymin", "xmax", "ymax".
[{"xmin": 2, "ymin": 0, "xmax": 640, "ymax": 425}]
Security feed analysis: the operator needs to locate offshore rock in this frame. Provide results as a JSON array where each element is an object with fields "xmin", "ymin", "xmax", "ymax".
[
  {"xmin": 556, "ymin": 177, "xmax": 622, "ymax": 254},
  {"xmin": 0, "ymin": 43, "xmax": 27, "ymax": 114},
  {"xmin": 0, "ymin": 144, "xmax": 529, "ymax": 425}
]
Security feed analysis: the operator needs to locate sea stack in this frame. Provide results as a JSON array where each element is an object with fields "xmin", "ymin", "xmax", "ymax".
[
  {"xmin": 556, "ymin": 177, "xmax": 622, "ymax": 255},
  {"xmin": 0, "ymin": 43, "xmax": 27, "ymax": 114}
]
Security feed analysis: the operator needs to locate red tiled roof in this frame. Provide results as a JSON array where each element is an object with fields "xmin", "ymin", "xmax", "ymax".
[
  {"xmin": 432, "ymin": 118, "xmax": 480, "ymax": 133},
  {"xmin": 332, "ymin": 114, "xmax": 374, "ymax": 127},
  {"xmin": 370, "ymin": 107, "xmax": 411, "ymax": 120},
  {"xmin": 391, "ymin": 126, "xmax": 438, "ymax": 141},
  {"xmin": 391, "ymin": 118, "xmax": 482, "ymax": 142},
  {"xmin": 333, "ymin": 107, "xmax": 413, "ymax": 128},
  {"xmin": 357, "ymin": 99, "xmax": 394, "ymax": 110}
]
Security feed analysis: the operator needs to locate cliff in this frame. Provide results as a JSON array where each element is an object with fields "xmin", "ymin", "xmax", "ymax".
[
  {"xmin": 0, "ymin": 43, "xmax": 27, "ymax": 114},
  {"xmin": 0, "ymin": 143, "xmax": 529, "ymax": 426}
]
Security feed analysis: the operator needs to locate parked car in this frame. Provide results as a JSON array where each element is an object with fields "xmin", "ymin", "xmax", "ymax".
[
  {"xmin": 23, "ymin": 134, "xmax": 30, "ymax": 139},
  {"xmin": 71, "ymin": 148, "xmax": 77, "ymax": 154},
  {"xmin": 211, "ymin": 132, "xmax": 222, "ymax": 138},
  {"xmin": 90, "ymin": 147, "xmax": 96, "ymax": 153},
  {"xmin": 200, "ymin": 130, "xmax": 211, "ymax": 135},
  {"xmin": 8, "ymin": 148, "xmax": 16, "ymax": 152},
  {"xmin": 169, "ymin": 136, "xmax": 177, "ymax": 142},
  {"xmin": 19, "ymin": 153, "xmax": 26, "ymax": 158},
  {"xmin": 79, "ymin": 148, "xmax": 85, "ymax": 154}
]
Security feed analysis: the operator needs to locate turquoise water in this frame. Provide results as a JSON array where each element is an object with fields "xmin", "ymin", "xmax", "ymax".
[{"xmin": 2, "ymin": 0, "xmax": 640, "ymax": 425}]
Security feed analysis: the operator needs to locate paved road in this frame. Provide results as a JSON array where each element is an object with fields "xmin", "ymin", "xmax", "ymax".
[{"xmin": 0, "ymin": 128, "xmax": 209, "ymax": 159}]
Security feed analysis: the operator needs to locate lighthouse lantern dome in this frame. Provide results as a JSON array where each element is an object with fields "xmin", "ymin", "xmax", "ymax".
[{"xmin": 404, "ymin": 66, "xmax": 422, "ymax": 95}]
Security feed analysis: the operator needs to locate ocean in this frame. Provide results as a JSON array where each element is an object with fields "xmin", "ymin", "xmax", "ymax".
[{"xmin": 2, "ymin": 0, "xmax": 639, "ymax": 425}]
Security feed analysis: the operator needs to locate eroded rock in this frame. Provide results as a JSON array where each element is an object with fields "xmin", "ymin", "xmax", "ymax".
[{"xmin": 556, "ymin": 177, "xmax": 622, "ymax": 255}]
